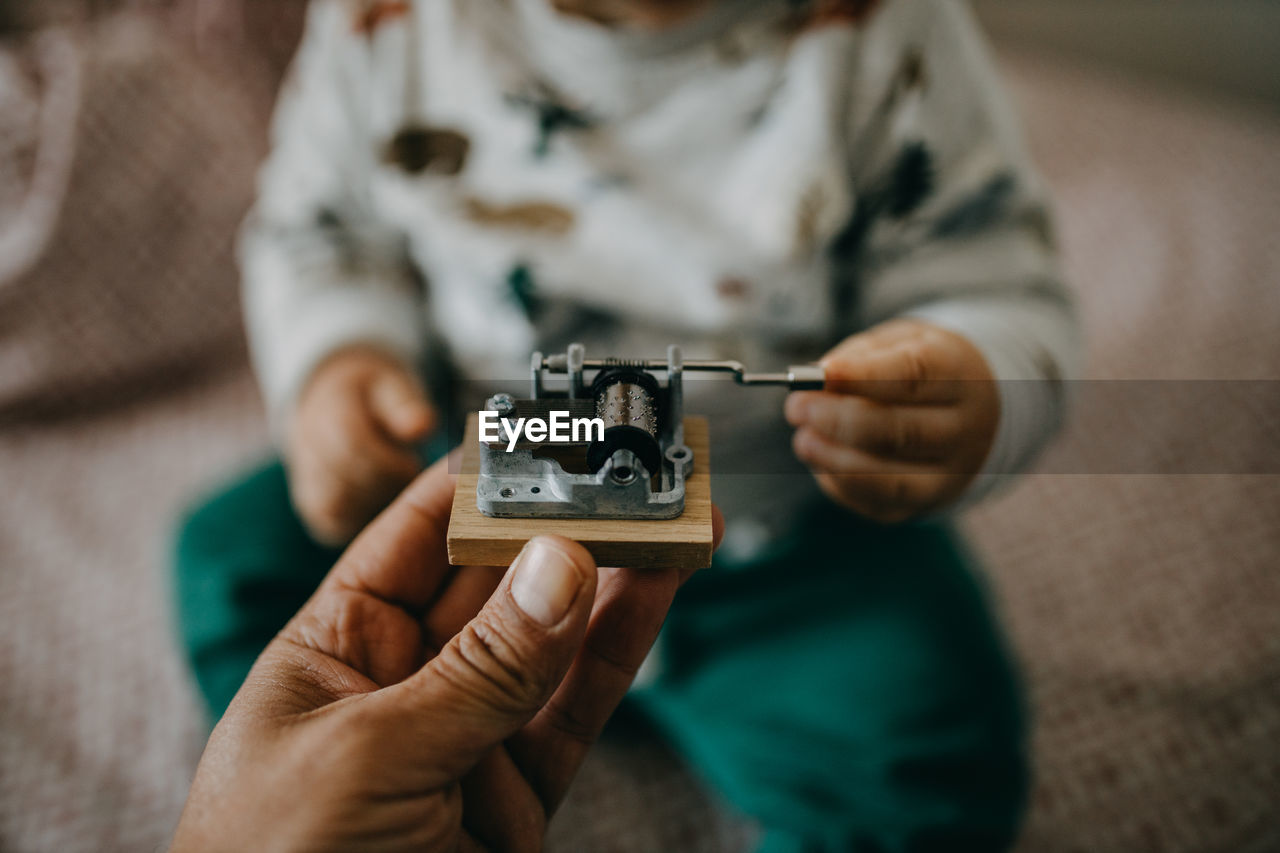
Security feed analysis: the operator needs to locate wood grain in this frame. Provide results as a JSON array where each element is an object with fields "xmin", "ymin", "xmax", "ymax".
[{"xmin": 447, "ymin": 415, "xmax": 713, "ymax": 569}]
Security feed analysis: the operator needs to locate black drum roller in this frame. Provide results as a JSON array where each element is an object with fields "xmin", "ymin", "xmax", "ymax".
[{"xmin": 586, "ymin": 367, "xmax": 662, "ymax": 478}]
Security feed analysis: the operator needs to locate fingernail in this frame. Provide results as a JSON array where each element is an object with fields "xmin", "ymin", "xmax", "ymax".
[{"xmin": 510, "ymin": 537, "xmax": 582, "ymax": 626}]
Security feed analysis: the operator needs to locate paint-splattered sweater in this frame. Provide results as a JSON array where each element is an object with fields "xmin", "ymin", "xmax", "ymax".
[{"xmin": 241, "ymin": 0, "xmax": 1079, "ymax": 549}]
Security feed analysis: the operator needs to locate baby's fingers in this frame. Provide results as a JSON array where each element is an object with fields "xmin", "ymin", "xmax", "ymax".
[
  {"xmin": 368, "ymin": 367, "xmax": 436, "ymax": 443},
  {"xmin": 293, "ymin": 409, "xmax": 422, "ymax": 544},
  {"xmin": 793, "ymin": 427, "xmax": 939, "ymax": 478},
  {"xmin": 317, "ymin": 401, "xmax": 423, "ymax": 488},
  {"xmin": 793, "ymin": 428, "xmax": 950, "ymax": 522},
  {"xmin": 289, "ymin": 452, "xmax": 361, "ymax": 545},
  {"xmin": 786, "ymin": 392, "xmax": 962, "ymax": 462},
  {"xmin": 819, "ymin": 320, "xmax": 985, "ymax": 404}
]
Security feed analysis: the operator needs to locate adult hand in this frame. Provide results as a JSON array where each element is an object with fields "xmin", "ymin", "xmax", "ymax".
[
  {"xmin": 172, "ymin": 456, "xmax": 721, "ymax": 852},
  {"xmin": 287, "ymin": 345, "xmax": 437, "ymax": 545},
  {"xmin": 786, "ymin": 318, "xmax": 1000, "ymax": 523}
]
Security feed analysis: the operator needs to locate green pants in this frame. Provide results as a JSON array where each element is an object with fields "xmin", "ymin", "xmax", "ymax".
[{"xmin": 174, "ymin": 462, "xmax": 1026, "ymax": 852}]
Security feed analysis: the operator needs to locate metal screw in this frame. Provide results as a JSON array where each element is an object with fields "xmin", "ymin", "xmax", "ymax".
[{"xmin": 488, "ymin": 393, "xmax": 516, "ymax": 416}]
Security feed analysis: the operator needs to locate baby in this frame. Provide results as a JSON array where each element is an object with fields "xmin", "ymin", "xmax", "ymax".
[{"xmin": 178, "ymin": 0, "xmax": 1077, "ymax": 849}]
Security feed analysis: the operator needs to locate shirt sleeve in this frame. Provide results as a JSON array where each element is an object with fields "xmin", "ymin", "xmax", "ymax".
[
  {"xmin": 840, "ymin": 0, "xmax": 1082, "ymax": 505},
  {"xmin": 239, "ymin": 0, "xmax": 425, "ymax": 436}
]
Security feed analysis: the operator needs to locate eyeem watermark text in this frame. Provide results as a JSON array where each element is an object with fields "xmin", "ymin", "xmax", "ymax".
[{"xmin": 479, "ymin": 410, "xmax": 605, "ymax": 452}]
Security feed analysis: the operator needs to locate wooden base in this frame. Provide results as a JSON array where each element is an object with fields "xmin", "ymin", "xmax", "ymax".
[{"xmin": 447, "ymin": 415, "xmax": 713, "ymax": 569}]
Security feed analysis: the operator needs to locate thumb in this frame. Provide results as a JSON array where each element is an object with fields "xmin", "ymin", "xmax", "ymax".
[
  {"xmin": 369, "ymin": 366, "xmax": 436, "ymax": 442},
  {"xmin": 370, "ymin": 536, "xmax": 597, "ymax": 787}
]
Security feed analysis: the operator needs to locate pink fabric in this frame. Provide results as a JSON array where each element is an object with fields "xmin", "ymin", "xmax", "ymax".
[{"xmin": 0, "ymin": 3, "xmax": 301, "ymax": 418}]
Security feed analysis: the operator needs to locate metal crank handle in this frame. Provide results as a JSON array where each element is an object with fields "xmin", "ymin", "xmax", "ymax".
[
  {"xmin": 677, "ymin": 359, "xmax": 826, "ymax": 391},
  {"xmin": 733, "ymin": 364, "xmax": 826, "ymax": 391},
  {"xmin": 540, "ymin": 355, "xmax": 826, "ymax": 391}
]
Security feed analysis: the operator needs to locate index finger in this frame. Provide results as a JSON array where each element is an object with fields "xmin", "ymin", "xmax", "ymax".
[
  {"xmin": 321, "ymin": 450, "xmax": 459, "ymax": 612},
  {"xmin": 822, "ymin": 338, "xmax": 964, "ymax": 404},
  {"xmin": 505, "ymin": 504, "xmax": 725, "ymax": 810}
]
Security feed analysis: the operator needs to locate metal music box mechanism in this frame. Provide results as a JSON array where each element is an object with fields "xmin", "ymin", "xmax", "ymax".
[{"xmin": 477, "ymin": 343, "xmax": 824, "ymax": 520}]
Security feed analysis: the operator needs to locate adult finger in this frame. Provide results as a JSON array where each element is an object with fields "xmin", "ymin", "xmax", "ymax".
[
  {"xmin": 785, "ymin": 392, "xmax": 963, "ymax": 462},
  {"xmin": 370, "ymin": 536, "xmax": 598, "ymax": 788},
  {"xmin": 421, "ymin": 564, "xmax": 507, "ymax": 653},
  {"xmin": 506, "ymin": 564, "xmax": 682, "ymax": 810},
  {"xmin": 504, "ymin": 504, "xmax": 724, "ymax": 809},
  {"xmin": 459, "ymin": 747, "xmax": 548, "ymax": 852},
  {"xmin": 321, "ymin": 452, "xmax": 459, "ymax": 612}
]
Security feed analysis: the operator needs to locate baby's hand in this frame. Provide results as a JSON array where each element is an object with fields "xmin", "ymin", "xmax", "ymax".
[
  {"xmin": 287, "ymin": 347, "xmax": 436, "ymax": 545},
  {"xmin": 785, "ymin": 319, "xmax": 999, "ymax": 523}
]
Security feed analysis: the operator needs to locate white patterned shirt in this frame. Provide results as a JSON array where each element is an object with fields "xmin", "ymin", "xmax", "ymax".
[{"xmin": 242, "ymin": 0, "xmax": 1079, "ymax": 542}]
